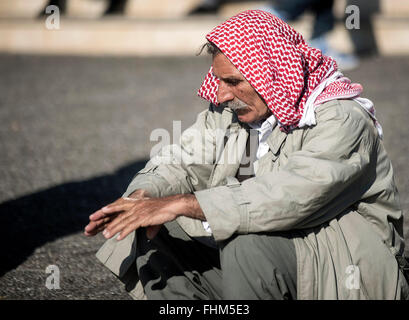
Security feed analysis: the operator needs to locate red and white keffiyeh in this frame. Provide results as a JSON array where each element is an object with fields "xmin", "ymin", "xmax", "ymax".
[{"xmin": 198, "ymin": 10, "xmax": 382, "ymax": 136}]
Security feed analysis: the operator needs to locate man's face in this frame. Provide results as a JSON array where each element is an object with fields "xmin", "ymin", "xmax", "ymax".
[{"xmin": 212, "ymin": 53, "xmax": 271, "ymax": 123}]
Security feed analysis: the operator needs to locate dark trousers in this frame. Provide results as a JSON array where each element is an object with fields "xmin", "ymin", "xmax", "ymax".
[
  {"xmin": 271, "ymin": 0, "xmax": 335, "ymax": 39},
  {"xmin": 136, "ymin": 221, "xmax": 297, "ymax": 300}
]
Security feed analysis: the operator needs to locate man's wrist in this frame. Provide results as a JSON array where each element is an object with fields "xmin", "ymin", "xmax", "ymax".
[
  {"xmin": 180, "ymin": 194, "xmax": 205, "ymax": 221},
  {"xmin": 163, "ymin": 194, "xmax": 205, "ymax": 221}
]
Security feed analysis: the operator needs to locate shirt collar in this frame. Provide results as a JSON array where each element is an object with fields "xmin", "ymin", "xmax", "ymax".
[{"xmin": 248, "ymin": 113, "xmax": 277, "ymax": 131}]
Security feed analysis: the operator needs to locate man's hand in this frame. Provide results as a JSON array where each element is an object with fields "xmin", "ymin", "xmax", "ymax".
[
  {"xmin": 84, "ymin": 189, "xmax": 149, "ymax": 237},
  {"xmin": 84, "ymin": 192, "xmax": 205, "ymax": 241}
]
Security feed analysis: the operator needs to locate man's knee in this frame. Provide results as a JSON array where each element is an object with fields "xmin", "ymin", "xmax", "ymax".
[
  {"xmin": 221, "ymin": 232, "xmax": 296, "ymax": 268},
  {"xmin": 221, "ymin": 234, "xmax": 262, "ymax": 268},
  {"xmin": 220, "ymin": 233, "xmax": 297, "ymax": 299}
]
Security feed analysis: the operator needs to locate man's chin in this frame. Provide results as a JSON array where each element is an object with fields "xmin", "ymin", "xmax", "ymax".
[
  {"xmin": 234, "ymin": 107, "xmax": 250, "ymax": 116},
  {"xmin": 236, "ymin": 112, "xmax": 255, "ymax": 123}
]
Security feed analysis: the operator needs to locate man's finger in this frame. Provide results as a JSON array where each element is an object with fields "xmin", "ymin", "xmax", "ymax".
[
  {"xmin": 84, "ymin": 219, "xmax": 114, "ymax": 236},
  {"xmin": 101, "ymin": 204, "xmax": 127, "ymax": 214},
  {"xmin": 102, "ymin": 201, "xmax": 143, "ymax": 234},
  {"xmin": 89, "ymin": 209, "xmax": 106, "ymax": 221},
  {"xmin": 84, "ymin": 220, "xmax": 100, "ymax": 232},
  {"xmin": 85, "ymin": 217, "xmax": 111, "ymax": 231},
  {"xmin": 122, "ymin": 197, "xmax": 140, "ymax": 201},
  {"xmin": 102, "ymin": 199, "xmax": 138, "ymax": 214},
  {"xmin": 84, "ymin": 222, "xmax": 99, "ymax": 236},
  {"xmin": 90, "ymin": 198, "xmax": 134, "ymax": 220},
  {"xmin": 104, "ymin": 216, "xmax": 133, "ymax": 239},
  {"xmin": 89, "ymin": 197, "xmax": 132, "ymax": 220},
  {"xmin": 84, "ymin": 214, "xmax": 115, "ymax": 236},
  {"xmin": 115, "ymin": 221, "xmax": 143, "ymax": 241}
]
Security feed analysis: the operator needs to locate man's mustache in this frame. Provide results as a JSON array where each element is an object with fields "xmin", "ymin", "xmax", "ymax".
[{"xmin": 220, "ymin": 99, "xmax": 249, "ymax": 111}]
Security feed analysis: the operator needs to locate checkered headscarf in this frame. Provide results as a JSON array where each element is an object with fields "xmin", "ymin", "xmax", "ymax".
[{"xmin": 198, "ymin": 10, "xmax": 366, "ymax": 131}]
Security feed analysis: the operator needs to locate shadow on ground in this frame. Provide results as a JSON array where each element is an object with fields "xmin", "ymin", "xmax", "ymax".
[{"xmin": 0, "ymin": 159, "xmax": 148, "ymax": 277}]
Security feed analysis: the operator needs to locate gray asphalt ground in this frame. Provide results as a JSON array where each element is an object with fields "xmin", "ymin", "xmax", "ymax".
[{"xmin": 0, "ymin": 53, "xmax": 408, "ymax": 300}]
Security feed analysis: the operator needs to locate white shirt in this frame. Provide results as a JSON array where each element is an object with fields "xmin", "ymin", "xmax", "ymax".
[
  {"xmin": 248, "ymin": 113, "xmax": 277, "ymax": 162},
  {"xmin": 202, "ymin": 113, "xmax": 277, "ymax": 235}
]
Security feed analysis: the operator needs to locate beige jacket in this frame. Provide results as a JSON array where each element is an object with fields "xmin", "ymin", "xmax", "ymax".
[{"xmin": 96, "ymin": 99, "xmax": 408, "ymax": 299}]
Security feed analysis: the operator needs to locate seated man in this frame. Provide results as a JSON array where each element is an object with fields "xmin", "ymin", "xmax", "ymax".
[{"xmin": 84, "ymin": 10, "xmax": 409, "ymax": 300}]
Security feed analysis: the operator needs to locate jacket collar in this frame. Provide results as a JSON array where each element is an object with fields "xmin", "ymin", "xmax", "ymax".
[{"xmin": 266, "ymin": 125, "xmax": 288, "ymax": 155}]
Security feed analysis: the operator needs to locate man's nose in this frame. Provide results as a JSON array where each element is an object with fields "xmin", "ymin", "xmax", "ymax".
[{"xmin": 217, "ymin": 81, "xmax": 234, "ymax": 104}]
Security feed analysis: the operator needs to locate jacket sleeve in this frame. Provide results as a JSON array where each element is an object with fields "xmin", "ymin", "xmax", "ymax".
[
  {"xmin": 123, "ymin": 106, "xmax": 218, "ymax": 198},
  {"xmin": 194, "ymin": 101, "xmax": 380, "ymax": 241}
]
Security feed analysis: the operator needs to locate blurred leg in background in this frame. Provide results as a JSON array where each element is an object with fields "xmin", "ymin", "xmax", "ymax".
[
  {"xmin": 104, "ymin": 0, "xmax": 128, "ymax": 15},
  {"xmin": 263, "ymin": 0, "xmax": 359, "ymax": 70},
  {"xmin": 40, "ymin": 0, "xmax": 67, "ymax": 15},
  {"xmin": 345, "ymin": 0, "xmax": 379, "ymax": 58},
  {"xmin": 40, "ymin": 0, "xmax": 129, "ymax": 16},
  {"xmin": 188, "ymin": 0, "xmax": 225, "ymax": 15}
]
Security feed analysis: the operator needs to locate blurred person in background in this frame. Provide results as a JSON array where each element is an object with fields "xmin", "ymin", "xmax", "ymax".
[
  {"xmin": 41, "ymin": 0, "xmax": 128, "ymax": 15},
  {"xmin": 41, "ymin": 0, "xmax": 67, "ymax": 14},
  {"xmin": 104, "ymin": 0, "xmax": 128, "ymax": 15},
  {"xmin": 344, "ymin": 0, "xmax": 379, "ymax": 58},
  {"xmin": 85, "ymin": 10, "xmax": 409, "ymax": 300},
  {"xmin": 262, "ymin": 0, "xmax": 360, "ymax": 70},
  {"xmin": 188, "ymin": 0, "xmax": 225, "ymax": 15}
]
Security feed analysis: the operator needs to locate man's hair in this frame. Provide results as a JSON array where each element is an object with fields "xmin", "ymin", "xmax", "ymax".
[{"xmin": 197, "ymin": 41, "xmax": 221, "ymax": 56}]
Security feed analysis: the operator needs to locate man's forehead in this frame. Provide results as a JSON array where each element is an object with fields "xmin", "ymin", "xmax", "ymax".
[{"xmin": 212, "ymin": 53, "xmax": 246, "ymax": 79}]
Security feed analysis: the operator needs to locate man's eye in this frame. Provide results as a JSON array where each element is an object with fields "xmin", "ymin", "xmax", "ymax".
[{"xmin": 227, "ymin": 80, "xmax": 241, "ymax": 86}]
